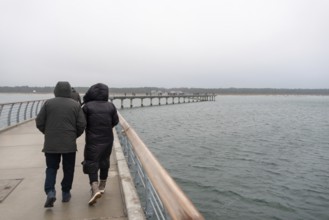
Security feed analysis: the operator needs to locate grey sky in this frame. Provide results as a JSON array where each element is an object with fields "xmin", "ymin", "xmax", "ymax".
[{"xmin": 1, "ymin": 0, "xmax": 328, "ymax": 88}]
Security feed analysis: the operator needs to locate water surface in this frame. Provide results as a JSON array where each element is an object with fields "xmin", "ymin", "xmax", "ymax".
[{"xmin": 120, "ymin": 95, "xmax": 329, "ymax": 219}]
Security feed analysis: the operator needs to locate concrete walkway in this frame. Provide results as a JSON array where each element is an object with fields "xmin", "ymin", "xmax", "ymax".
[{"xmin": 0, "ymin": 120, "xmax": 129, "ymax": 220}]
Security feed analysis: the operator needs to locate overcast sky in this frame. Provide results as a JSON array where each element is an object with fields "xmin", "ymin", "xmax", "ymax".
[{"xmin": 1, "ymin": 0, "xmax": 328, "ymax": 88}]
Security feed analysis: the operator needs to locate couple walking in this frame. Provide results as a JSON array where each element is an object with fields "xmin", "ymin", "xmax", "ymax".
[{"xmin": 36, "ymin": 81, "xmax": 119, "ymax": 207}]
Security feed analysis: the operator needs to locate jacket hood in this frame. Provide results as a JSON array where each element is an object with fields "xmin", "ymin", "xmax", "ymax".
[
  {"xmin": 54, "ymin": 81, "xmax": 72, "ymax": 98},
  {"xmin": 83, "ymin": 83, "xmax": 109, "ymax": 103}
]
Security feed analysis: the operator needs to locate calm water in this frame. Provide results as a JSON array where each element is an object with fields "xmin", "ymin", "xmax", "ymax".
[
  {"xmin": 120, "ymin": 95, "xmax": 329, "ymax": 220},
  {"xmin": 2, "ymin": 94, "xmax": 329, "ymax": 219},
  {"xmin": 0, "ymin": 93, "xmax": 53, "ymax": 103}
]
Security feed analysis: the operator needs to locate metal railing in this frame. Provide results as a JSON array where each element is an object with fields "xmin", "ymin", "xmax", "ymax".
[
  {"xmin": 0, "ymin": 100, "xmax": 46, "ymax": 131},
  {"xmin": 116, "ymin": 112, "xmax": 204, "ymax": 220}
]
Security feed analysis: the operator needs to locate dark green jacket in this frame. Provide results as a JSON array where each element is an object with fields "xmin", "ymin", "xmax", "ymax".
[{"xmin": 36, "ymin": 81, "xmax": 86, "ymax": 153}]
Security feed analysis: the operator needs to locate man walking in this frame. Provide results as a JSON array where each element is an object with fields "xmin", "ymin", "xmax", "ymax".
[
  {"xmin": 71, "ymin": 87, "xmax": 82, "ymax": 105},
  {"xmin": 36, "ymin": 81, "xmax": 86, "ymax": 208}
]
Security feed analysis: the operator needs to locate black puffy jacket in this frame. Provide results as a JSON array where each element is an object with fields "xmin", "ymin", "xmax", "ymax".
[{"xmin": 82, "ymin": 83, "xmax": 119, "ymax": 172}]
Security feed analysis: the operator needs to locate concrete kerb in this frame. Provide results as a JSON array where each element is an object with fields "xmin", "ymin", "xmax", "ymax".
[
  {"xmin": 0, "ymin": 118, "xmax": 35, "ymax": 133},
  {"xmin": 113, "ymin": 129, "xmax": 146, "ymax": 220}
]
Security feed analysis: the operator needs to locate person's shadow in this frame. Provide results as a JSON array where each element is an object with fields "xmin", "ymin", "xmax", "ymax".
[{"xmin": 44, "ymin": 208, "xmax": 54, "ymax": 220}]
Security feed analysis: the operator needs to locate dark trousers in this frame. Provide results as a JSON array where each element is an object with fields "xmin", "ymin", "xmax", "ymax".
[
  {"xmin": 88, "ymin": 150, "xmax": 111, "ymax": 184},
  {"xmin": 88, "ymin": 166, "xmax": 109, "ymax": 184},
  {"xmin": 44, "ymin": 152, "xmax": 76, "ymax": 194}
]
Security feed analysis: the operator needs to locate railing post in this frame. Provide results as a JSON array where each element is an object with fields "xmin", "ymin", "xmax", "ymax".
[
  {"xmin": 30, "ymin": 101, "xmax": 36, "ymax": 119},
  {"xmin": 145, "ymin": 177, "xmax": 154, "ymax": 219},
  {"xmin": 16, "ymin": 102, "xmax": 23, "ymax": 124},
  {"xmin": 0, "ymin": 104, "xmax": 3, "ymax": 118},
  {"xmin": 8, "ymin": 103, "xmax": 14, "ymax": 126},
  {"xmin": 24, "ymin": 102, "xmax": 30, "ymax": 120},
  {"xmin": 35, "ymin": 100, "xmax": 42, "ymax": 116}
]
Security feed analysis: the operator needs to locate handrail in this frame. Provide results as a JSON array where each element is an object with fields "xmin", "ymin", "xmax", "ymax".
[
  {"xmin": 117, "ymin": 112, "xmax": 204, "ymax": 220},
  {"xmin": 0, "ymin": 100, "xmax": 46, "ymax": 131}
]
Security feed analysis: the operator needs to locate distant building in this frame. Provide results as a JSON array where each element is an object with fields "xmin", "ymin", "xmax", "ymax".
[
  {"xmin": 168, "ymin": 91, "xmax": 184, "ymax": 95},
  {"xmin": 151, "ymin": 90, "xmax": 163, "ymax": 95}
]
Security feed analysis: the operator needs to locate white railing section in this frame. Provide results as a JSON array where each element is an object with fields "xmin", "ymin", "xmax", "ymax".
[
  {"xmin": 116, "ymin": 112, "xmax": 204, "ymax": 220},
  {"xmin": 0, "ymin": 100, "xmax": 46, "ymax": 131}
]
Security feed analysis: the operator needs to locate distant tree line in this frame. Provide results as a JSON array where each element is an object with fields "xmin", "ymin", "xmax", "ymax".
[{"xmin": 0, "ymin": 86, "xmax": 328, "ymax": 95}]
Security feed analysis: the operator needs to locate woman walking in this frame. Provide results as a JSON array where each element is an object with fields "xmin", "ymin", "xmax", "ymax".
[{"xmin": 82, "ymin": 83, "xmax": 119, "ymax": 205}]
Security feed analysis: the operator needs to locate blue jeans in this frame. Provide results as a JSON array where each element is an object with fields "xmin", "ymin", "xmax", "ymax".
[{"xmin": 44, "ymin": 152, "xmax": 76, "ymax": 194}]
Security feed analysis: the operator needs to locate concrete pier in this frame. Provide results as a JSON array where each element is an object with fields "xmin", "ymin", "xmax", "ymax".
[
  {"xmin": 109, "ymin": 94, "xmax": 216, "ymax": 109},
  {"xmin": 0, "ymin": 120, "xmax": 131, "ymax": 220}
]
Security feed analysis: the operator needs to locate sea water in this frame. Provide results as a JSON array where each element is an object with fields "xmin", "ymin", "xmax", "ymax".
[{"xmin": 120, "ymin": 95, "xmax": 329, "ymax": 220}]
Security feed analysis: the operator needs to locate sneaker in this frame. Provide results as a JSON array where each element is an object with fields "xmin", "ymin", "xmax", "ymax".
[
  {"xmin": 99, "ymin": 180, "xmax": 107, "ymax": 194},
  {"xmin": 62, "ymin": 191, "xmax": 71, "ymax": 202},
  {"xmin": 44, "ymin": 191, "xmax": 56, "ymax": 208},
  {"xmin": 88, "ymin": 191, "xmax": 102, "ymax": 206},
  {"xmin": 88, "ymin": 182, "xmax": 102, "ymax": 206}
]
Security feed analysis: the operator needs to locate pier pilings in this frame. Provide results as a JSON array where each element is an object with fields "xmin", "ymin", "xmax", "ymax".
[{"xmin": 110, "ymin": 93, "xmax": 216, "ymax": 109}]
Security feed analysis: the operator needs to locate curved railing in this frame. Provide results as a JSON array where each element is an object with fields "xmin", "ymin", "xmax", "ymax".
[
  {"xmin": 0, "ymin": 100, "xmax": 46, "ymax": 131},
  {"xmin": 116, "ymin": 112, "xmax": 204, "ymax": 220}
]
